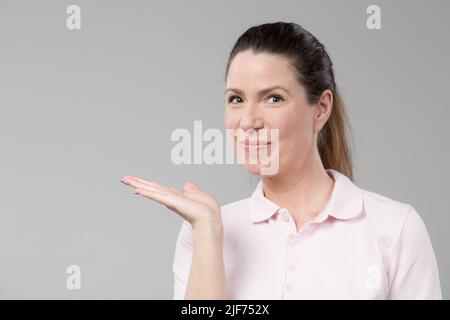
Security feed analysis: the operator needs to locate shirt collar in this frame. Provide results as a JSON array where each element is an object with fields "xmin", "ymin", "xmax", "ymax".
[{"xmin": 248, "ymin": 169, "xmax": 364, "ymax": 223}]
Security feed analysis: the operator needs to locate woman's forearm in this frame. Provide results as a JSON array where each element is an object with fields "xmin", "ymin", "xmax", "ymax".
[{"xmin": 185, "ymin": 221, "xmax": 228, "ymax": 299}]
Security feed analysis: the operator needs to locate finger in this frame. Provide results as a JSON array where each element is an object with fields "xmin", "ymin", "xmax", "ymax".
[
  {"xmin": 135, "ymin": 188, "xmax": 186, "ymax": 213},
  {"xmin": 130, "ymin": 176, "xmax": 163, "ymax": 188},
  {"xmin": 167, "ymin": 186, "xmax": 183, "ymax": 196},
  {"xmin": 122, "ymin": 178, "xmax": 158, "ymax": 191},
  {"xmin": 184, "ymin": 181, "xmax": 200, "ymax": 192},
  {"xmin": 122, "ymin": 176, "xmax": 168, "ymax": 192},
  {"xmin": 125, "ymin": 179, "xmax": 165, "ymax": 192},
  {"xmin": 122, "ymin": 176, "xmax": 156, "ymax": 186},
  {"xmin": 130, "ymin": 177, "xmax": 182, "ymax": 195}
]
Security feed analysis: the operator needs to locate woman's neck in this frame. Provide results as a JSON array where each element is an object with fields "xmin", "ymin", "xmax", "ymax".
[{"xmin": 261, "ymin": 149, "xmax": 335, "ymax": 230}]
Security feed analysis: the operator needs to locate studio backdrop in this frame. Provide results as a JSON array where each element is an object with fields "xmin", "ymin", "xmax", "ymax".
[{"xmin": 0, "ymin": 0, "xmax": 449, "ymax": 299}]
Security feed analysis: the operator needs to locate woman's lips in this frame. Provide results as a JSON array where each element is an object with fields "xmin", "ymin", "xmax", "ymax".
[{"xmin": 239, "ymin": 140, "xmax": 271, "ymax": 152}]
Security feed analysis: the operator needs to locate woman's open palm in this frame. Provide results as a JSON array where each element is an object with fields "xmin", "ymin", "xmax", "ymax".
[{"xmin": 121, "ymin": 176, "xmax": 221, "ymax": 228}]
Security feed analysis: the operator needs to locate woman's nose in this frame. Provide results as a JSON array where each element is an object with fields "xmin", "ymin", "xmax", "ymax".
[{"xmin": 239, "ymin": 104, "xmax": 264, "ymax": 131}]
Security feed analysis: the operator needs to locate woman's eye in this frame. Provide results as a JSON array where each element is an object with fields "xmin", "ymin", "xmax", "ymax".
[
  {"xmin": 267, "ymin": 95, "xmax": 284, "ymax": 104},
  {"xmin": 227, "ymin": 95, "xmax": 242, "ymax": 105},
  {"xmin": 226, "ymin": 94, "xmax": 284, "ymax": 105}
]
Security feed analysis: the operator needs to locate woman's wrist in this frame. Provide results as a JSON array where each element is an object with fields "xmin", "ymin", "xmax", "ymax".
[{"xmin": 192, "ymin": 217, "xmax": 224, "ymax": 239}]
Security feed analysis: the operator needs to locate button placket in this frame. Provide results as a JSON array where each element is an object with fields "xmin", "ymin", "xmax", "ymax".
[
  {"xmin": 285, "ymin": 226, "xmax": 300, "ymax": 297},
  {"xmin": 284, "ymin": 252, "xmax": 299, "ymax": 296},
  {"xmin": 283, "ymin": 213, "xmax": 324, "ymax": 297},
  {"xmin": 275, "ymin": 208, "xmax": 298, "ymax": 243},
  {"xmin": 290, "ymin": 245, "xmax": 299, "ymax": 254},
  {"xmin": 286, "ymin": 212, "xmax": 298, "ymax": 242},
  {"xmin": 288, "ymin": 232, "xmax": 296, "ymax": 241}
]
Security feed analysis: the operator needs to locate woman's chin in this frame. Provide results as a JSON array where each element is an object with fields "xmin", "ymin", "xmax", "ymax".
[{"xmin": 244, "ymin": 163, "xmax": 277, "ymax": 177}]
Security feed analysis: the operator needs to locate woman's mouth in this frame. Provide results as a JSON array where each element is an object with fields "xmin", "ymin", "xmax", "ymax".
[{"xmin": 239, "ymin": 140, "xmax": 271, "ymax": 152}]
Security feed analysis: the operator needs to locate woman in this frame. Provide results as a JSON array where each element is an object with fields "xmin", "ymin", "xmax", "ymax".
[{"xmin": 121, "ymin": 22, "xmax": 442, "ymax": 299}]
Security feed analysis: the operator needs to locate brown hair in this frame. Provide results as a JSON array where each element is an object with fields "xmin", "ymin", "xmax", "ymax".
[{"xmin": 224, "ymin": 22, "xmax": 354, "ymax": 180}]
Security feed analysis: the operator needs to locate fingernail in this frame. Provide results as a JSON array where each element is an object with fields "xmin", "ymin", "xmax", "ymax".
[{"xmin": 189, "ymin": 184, "xmax": 200, "ymax": 192}]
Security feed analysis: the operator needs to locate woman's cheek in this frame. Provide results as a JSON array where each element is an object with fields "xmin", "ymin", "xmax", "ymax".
[
  {"xmin": 224, "ymin": 112, "xmax": 241, "ymax": 150},
  {"xmin": 224, "ymin": 110, "xmax": 239, "ymax": 130}
]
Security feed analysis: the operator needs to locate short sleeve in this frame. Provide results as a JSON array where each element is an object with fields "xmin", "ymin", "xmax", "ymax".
[
  {"xmin": 387, "ymin": 205, "xmax": 442, "ymax": 299},
  {"xmin": 172, "ymin": 220, "xmax": 194, "ymax": 300}
]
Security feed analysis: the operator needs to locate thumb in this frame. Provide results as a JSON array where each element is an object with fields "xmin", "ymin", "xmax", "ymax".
[{"xmin": 184, "ymin": 181, "xmax": 200, "ymax": 192}]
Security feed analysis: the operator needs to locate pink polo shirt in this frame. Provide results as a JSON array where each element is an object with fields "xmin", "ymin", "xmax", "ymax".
[{"xmin": 172, "ymin": 169, "xmax": 442, "ymax": 299}]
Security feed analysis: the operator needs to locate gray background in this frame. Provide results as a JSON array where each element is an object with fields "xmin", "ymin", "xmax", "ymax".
[{"xmin": 0, "ymin": 0, "xmax": 448, "ymax": 299}]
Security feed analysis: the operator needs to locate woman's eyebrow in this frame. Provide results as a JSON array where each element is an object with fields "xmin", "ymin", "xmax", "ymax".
[{"xmin": 225, "ymin": 86, "xmax": 289, "ymax": 96}]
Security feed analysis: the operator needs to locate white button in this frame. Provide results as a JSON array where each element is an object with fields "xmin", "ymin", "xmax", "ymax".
[
  {"xmin": 288, "ymin": 233, "xmax": 296, "ymax": 241},
  {"xmin": 290, "ymin": 246, "xmax": 299, "ymax": 254},
  {"xmin": 288, "ymin": 265, "xmax": 296, "ymax": 272},
  {"xmin": 282, "ymin": 213, "xmax": 290, "ymax": 221},
  {"xmin": 286, "ymin": 284, "xmax": 293, "ymax": 291}
]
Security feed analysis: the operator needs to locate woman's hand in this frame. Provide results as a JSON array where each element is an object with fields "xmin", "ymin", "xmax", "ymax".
[
  {"xmin": 121, "ymin": 176, "xmax": 222, "ymax": 229},
  {"xmin": 122, "ymin": 175, "xmax": 227, "ymax": 299}
]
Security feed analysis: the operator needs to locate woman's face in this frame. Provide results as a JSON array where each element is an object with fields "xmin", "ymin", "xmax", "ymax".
[{"xmin": 224, "ymin": 50, "xmax": 327, "ymax": 176}]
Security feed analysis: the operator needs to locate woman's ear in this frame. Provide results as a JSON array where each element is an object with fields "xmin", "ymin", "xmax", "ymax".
[{"xmin": 313, "ymin": 89, "xmax": 333, "ymax": 133}]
